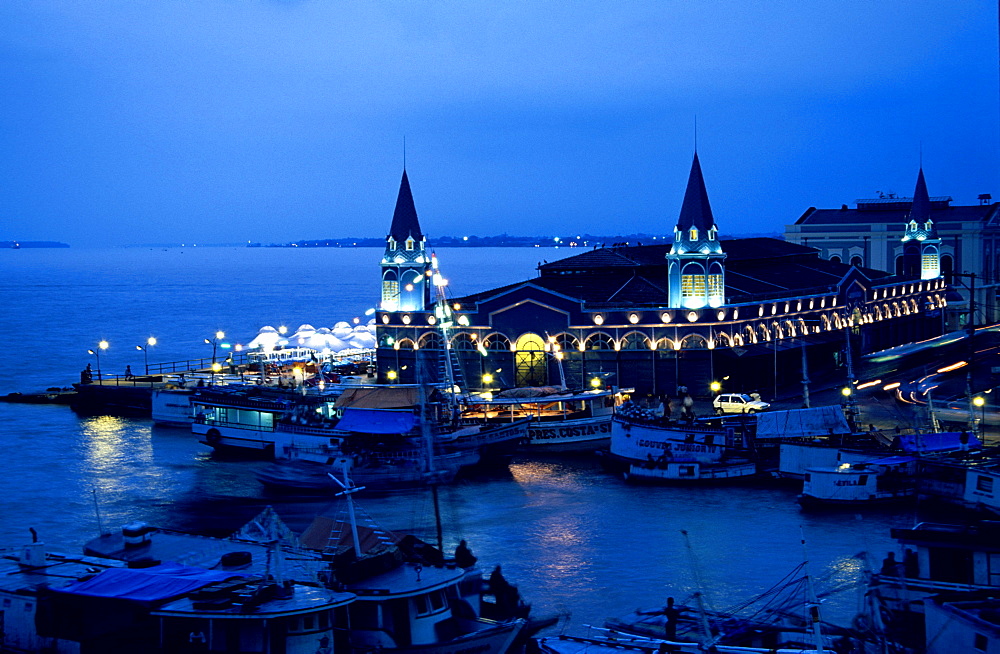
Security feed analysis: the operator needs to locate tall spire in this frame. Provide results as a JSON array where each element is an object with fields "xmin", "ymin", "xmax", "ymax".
[
  {"xmin": 676, "ymin": 152, "xmax": 716, "ymax": 232},
  {"xmin": 388, "ymin": 170, "xmax": 423, "ymax": 242},
  {"xmin": 908, "ymin": 167, "xmax": 931, "ymax": 225}
]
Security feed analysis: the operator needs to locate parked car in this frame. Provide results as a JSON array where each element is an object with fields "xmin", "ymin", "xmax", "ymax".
[{"xmin": 712, "ymin": 393, "xmax": 769, "ymax": 414}]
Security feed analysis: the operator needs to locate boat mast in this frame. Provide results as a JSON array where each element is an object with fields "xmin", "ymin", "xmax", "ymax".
[
  {"xmin": 799, "ymin": 528, "xmax": 827, "ymax": 654},
  {"xmin": 680, "ymin": 530, "xmax": 717, "ymax": 646},
  {"xmin": 327, "ymin": 461, "xmax": 364, "ymax": 555},
  {"xmin": 418, "ymin": 381, "xmax": 445, "ymax": 553}
]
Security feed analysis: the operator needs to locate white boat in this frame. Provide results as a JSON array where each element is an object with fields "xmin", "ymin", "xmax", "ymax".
[
  {"xmin": 191, "ymin": 385, "xmax": 350, "ymax": 456},
  {"xmin": 459, "ymin": 387, "xmax": 626, "ymax": 452},
  {"xmin": 2, "ymin": 524, "xmax": 355, "ymax": 654},
  {"xmin": 602, "ymin": 405, "xmax": 757, "ymax": 483},
  {"xmin": 797, "ymin": 455, "xmax": 917, "ymax": 507}
]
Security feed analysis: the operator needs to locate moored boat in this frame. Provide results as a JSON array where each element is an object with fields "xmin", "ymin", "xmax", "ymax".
[
  {"xmin": 601, "ymin": 404, "xmax": 757, "ymax": 483},
  {"xmin": 459, "ymin": 387, "xmax": 625, "ymax": 453},
  {"xmin": 2, "ymin": 525, "xmax": 355, "ymax": 654},
  {"xmin": 797, "ymin": 455, "xmax": 917, "ymax": 508}
]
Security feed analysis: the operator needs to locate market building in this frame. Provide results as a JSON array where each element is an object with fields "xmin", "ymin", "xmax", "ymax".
[{"xmin": 375, "ymin": 158, "xmax": 950, "ymax": 399}]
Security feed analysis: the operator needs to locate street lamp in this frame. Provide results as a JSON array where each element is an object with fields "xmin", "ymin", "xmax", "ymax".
[
  {"xmin": 974, "ymin": 395, "xmax": 986, "ymax": 437},
  {"xmin": 710, "ymin": 380, "xmax": 722, "ymax": 394},
  {"xmin": 136, "ymin": 336, "xmax": 157, "ymax": 375},
  {"xmin": 87, "ymin": 340, "xmax": 109, "ymax": 381},
  {"xmin": 211, "ymin": 362, "xmax": 222, "ymax": 386},
  {"xmin": 204, "ymin": 331, "xmax": 225, "ymax": 363}
]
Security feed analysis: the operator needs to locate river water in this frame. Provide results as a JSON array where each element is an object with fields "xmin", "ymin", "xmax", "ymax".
[{"xmin": 0, "ymin": 246, "xmax": 909, "ymax": 633}]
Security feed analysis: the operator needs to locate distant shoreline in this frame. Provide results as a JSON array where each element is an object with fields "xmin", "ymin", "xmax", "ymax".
[{"xmin": 1, "ymin": 241, "xmax": 69, "ymax": 249}]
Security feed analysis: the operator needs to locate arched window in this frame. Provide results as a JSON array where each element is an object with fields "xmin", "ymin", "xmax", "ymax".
[
  {"xmin": 681, "ymin": 262, "xmax": 706, "ymax": 303},
  {"xmin": 585, "ymin": 333, "xmax": 615, "ymax": 350},
  {"xmin": 417, "ymin": 332, "xmax": 442, "ymax": 349},
  {"xmin": 482, "ymin": 333, "xmax": 511, "ymax": 351},
  {"xmin": 941, "ymin": 254, "xmax": 954, "ymax": 282},
  {"xmin": 681, "ymin": 334, "xmax": 709, "ymax": 349},
  {"xmin": 451, "ymin": 333, "xmax": 478, "ymax": 350},
  {"xmin": 405, "ymin": 238, "xmax": 415, "ymax": 251},
  {"xmin": 514, "ymin": 333, "xmax": 547, "ymax": 386},
  {"xmin": 707, "ymin": 262, "xmax": 724, "ymax": 301},
  {"xmin": 381, "ymin": 270, "xmax": 399, "ymax": 306},
  {"xmin": 619, "ymin": 331, "xmax": 649, "ymax": 350},
  {"xmin": 689, "ymin": 227, "xmax": 698, "ymax": 240},
  {"xmin": 830, "ymin": 255, "xmax": 842, "ymax": 264},
  {"xmin": 553, "ymin": 333, "xmax": 580, "ymax": 353},
  {"xmin": 895, "ymin": 256, "xmax": 905, "ymax": 276},
  {"xmin": 850, "ymin": 255, "xmax": 863, "ymax": 267},
  {"xmin": 394, "ymin": 338, "xmax": 414, "ymax": 350}
]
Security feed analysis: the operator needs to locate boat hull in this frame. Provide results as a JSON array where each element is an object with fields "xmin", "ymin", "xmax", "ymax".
[
  {"xmin": 522, "ymin": 416, "xmax": 612, "ymax": 452},
  {"xmin": 357, "ymin": 618, "xmax": 525, "ymax": 654}
]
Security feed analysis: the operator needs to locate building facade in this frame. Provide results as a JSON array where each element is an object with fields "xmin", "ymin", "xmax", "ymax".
[
  {"xmin": 785, "ymin": 169, "xmax": 1000, "ymax": 325},
  {"xmin": 375, "ymin": 158, "xmax": 950, "ymax": 399}
]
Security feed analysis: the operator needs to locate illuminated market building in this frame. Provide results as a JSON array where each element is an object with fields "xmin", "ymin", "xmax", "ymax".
[{"xmin": 375, "ymin": 159, "xmax": 950, "ymax": 397}]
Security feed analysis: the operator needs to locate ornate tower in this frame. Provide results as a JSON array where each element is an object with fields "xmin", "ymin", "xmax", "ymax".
[
  {"xmin": 900, "ymin": 168, "xmax": 941, "ymax": 280},
  {"xmin": 380, "ymin": 170, "xmax": 431, "ymax": 312},
  {"xmin": 666, "ymin": 153, "xmax": 727, "ymax": 309}
]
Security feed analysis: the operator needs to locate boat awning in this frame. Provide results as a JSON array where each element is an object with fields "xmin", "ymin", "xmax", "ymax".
[
  {"xmin": 335, "ymin": 386, "xmax": 419, "ymax": 409},
  {"xmin": 755, "ymin": 405, "xmax": 851, "ymax": 439},
  {"xmin": 899, "ymin": 431, "xmax": 982, "ymax": 453},
  {"xmin": 336, "ymin": 407, "xmax": 416, "ymax": 434},
  {"xmin": 864, "ymin": 455, "xmax": 917, "ymax": 466},
  {"xmin": 55, "ymin": 562, "xmax": 244, "ymax": 602}
]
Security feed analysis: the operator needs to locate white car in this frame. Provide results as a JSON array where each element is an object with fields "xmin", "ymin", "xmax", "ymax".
[{"xmin": 712, "ymin": 393, "xmax": 770, "ymax": 415}]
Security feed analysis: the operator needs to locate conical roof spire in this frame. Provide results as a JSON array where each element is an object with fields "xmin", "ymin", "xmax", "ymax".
[
  {"xmin": 907, "ymin": 167, "xmax": 931, "ymax": 224},
  {"xmin": 388, "ymin": 170, "xmax": 423, "ymax": 242},
  {"xmin": 676, "ymin": 152, "xmax": 716, "ymax": 231}
]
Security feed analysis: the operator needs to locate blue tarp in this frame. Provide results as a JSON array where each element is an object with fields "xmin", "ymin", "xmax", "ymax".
[
  {"xmin": 336, "ymin": 407, "xmax": 416, "ymax": 434},
  {"xmin": 57, "ymin": 562, "xmax": 244, "ymax": 601},
  {"xmin": 899, "ymin": 431, "xmax": 983, "ymax": 453}
]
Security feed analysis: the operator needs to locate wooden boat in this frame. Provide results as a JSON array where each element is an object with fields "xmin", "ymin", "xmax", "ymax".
[
  {"xmin": 858, "ymin": 520, "xmax": 1000, "ymax": 650},
  {"xmin": 459, "ymin": 387, "xmax": 624, "ymax": 453},
  {"xmin": 797, "ymin": 456, "xmax": 917, "ymax": 508},
  {"xmin": 2, "ymin": 523, "xmax": 355, "ymax": 653},
  {"xmin": 601, "ymin": 403, "xmax": 757, "ymax": 483}
]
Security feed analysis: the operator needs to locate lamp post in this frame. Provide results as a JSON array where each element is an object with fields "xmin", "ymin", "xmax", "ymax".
[
  {"xmin": 204, "ymin": 331, "xmax": 225, "ymax": 364},
  {"xmin": 974, "ymin": 395, "xmax": 986, "ymax": 438},
  {"xmin": 135, "ymin": 336, "xmax": 157, "ymax": 375},
  {"xmin": 211, "ymin": 362, "xmax": 222, "ymax": 386},
  {"xmin": 87, "ymin": 340, "xmax": 109, "ymax": 382}
]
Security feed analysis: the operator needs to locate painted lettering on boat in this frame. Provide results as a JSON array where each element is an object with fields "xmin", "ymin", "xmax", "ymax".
[
  {"xmin": 529, "ymin": 421, "xmax": 611, "ymax": 441},
  {"xmin": 636, "ymin": 440, "xmax": 719, "ymax": 454},
  {"xmin": 834, "ymin": 479, "xmax": 863, "ymax": 486}
]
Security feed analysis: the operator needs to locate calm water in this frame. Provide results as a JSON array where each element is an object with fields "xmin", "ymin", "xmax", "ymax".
[{"xmin": 0, "ymin": 246, "xmax": 908, "ymax": 631}]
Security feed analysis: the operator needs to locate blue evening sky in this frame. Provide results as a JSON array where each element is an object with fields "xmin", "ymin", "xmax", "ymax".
[{"xmin": 1, "ymin": 1, "xmax": 997, "ymax": 246}]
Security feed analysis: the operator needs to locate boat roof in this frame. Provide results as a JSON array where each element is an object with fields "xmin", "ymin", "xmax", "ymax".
[
  {"xmin": 55, "ymin": 561, "xmax": 248, "ymax": 601},
  {"xmin": 337, "ymin": 407, "xmax": 417, "ymax": 433},
  {"xmin": 336, "ymin": 386, "xmax": 420, "ymax": 409},
  {"xmin": 890, "ymin": 521, "xmax": 1000, "ymax": 550},
  {"xmin": 153, "ymin": 582, "xmax": 354, "ymax": 617},
  {"xmin": 466, "ymin": 388, "xmax": 615, "ymax": 405},
  {"xmin": 83, "ymin": 529, "xmax": 330, "ymax": 582},
  {"xmin": 344, "ymin": 561, "xmax": 466, "ymax": 599},
  {"xmin": 0, "ymin": 547, "xmax": 123, "ymax": 596}
]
